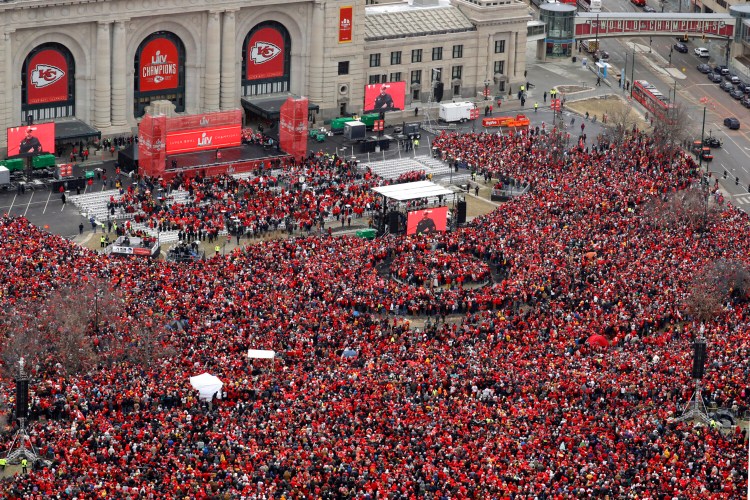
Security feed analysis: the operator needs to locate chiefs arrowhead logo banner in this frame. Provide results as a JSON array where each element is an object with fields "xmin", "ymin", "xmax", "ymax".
[
  {"xmin": 139, "ymin": 37, "xmax": 180, "ymax": 92},
  {"xmin": 339, "ymin": 6, "xmax": 353, "ymax": 43},
  {"xmin": 250, "ymin": 42, "xmax": 281, "ymax": 65},
  {"xmin": 246, "ymin": 27, "xmax": 285, "ymax": 81},
  {"xmin": 26, "ymin": 49, "xmax": 69, "ymax": 105}
]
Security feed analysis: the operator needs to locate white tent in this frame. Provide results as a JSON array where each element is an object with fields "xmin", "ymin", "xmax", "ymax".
[
  {"xmin": 189, "ymin": 372, "xmax": 223, "ymax": 401},
  {"xmin": 247, "ymin": 349, "xmax": 275, "ymax": 359}
]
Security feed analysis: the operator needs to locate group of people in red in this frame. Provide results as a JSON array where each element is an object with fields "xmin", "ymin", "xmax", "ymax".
[
  {"xmin": 0, "ymin": 125, "xmax": 747, "ymax": 499},
  {"xmin": 390, "ymin": 249, "xmax": 491, "ymax": 288}
]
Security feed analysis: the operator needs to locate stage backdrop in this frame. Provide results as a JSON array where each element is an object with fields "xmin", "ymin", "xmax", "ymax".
[
  {"xmin": 279, "ymin": 97, "xmax": 308, "ymax": 161},
  {"xmin": 406, "ymin": 206, "xmax": 448, "ymax": 235},
  {"xmin": 7, "ymin": 122, "xmax": 55, "ymax": 157},
  {"xmin": 138, "ymin": 110, "xmax": 242, "ymax": 177}
]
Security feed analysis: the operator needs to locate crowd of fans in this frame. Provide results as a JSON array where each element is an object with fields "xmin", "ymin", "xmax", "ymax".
[
  {"xmin": 390, "ymin": 249, "xmax": 491, "ymax": 288},
  {"xmin": 0, "ymin": 127, "xmax": 747, "ymax": 499}
]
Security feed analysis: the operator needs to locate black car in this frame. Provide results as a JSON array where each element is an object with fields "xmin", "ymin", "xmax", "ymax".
[
  {"xmin": 712, "ymin": 65, "xmax": 729, "ymax": 75},
  {"xmin": 742, "ymin": 96, "xmax": 750, "ymax": 108},
  {"xmin": 728, "ymin": 74, "xmax": 741, "ymax": 84},
  {"xmin": 724, "ymin": 117, "xmax": 740, "ymax": 130},
  {"xmin": 730, "ymin": 88, "xmax": 744, "ymax": 100},
  {"xmin": 719, "ymin": 80, "xmax": 734, "ymax": 91},
  {"xmin": 673, "ymin": 42, "xmax": 688, "ymax": 53},
  {"xmin": 703, "ymin": 136, "xmax": 722, "ymax": 148},
  {"xmin": 737, "ymin": 81, "xmax": 748, "ymax": 92},
  {"xmin": 707, "ymin": 72, "xmax": 723, "ymax": 83},
  {"xmin": 697, "ymin": 63, "xmax": 712, "ymax": 74}
]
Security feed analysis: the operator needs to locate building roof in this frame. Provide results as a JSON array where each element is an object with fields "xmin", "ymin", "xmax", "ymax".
[
  {"xmin": 365, "ymin": 5, "xmax": 476, "ymax": 41},
  {"xmin": 372, "ymin": 181, "xmax": 454, "ymax": 201}
]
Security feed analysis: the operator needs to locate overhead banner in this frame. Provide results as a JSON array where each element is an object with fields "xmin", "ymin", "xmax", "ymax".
[
  {"xmin": 279, "ymin": 97, "xmax": 309, "ymax": 161},
  {"xmin": 364, "ymin": 81, "xmax": 406, "ymax": 114},
  {"xmin": 339, "ymin": 6, "xmax": 353, "ymax": 43},
  {"xmin": 407, "ymin": 206, "xmax": 449, "ymax": 236},
  {"xmin": 7, "ymin": 123, "xmax": 56, "ymax": 157},
  {"xmin": 139, "ymin": 37, "xmax": 180, "ymax": 92},
  {"xmin": 166, "ymin": 126, "xmax": 242, "ymax": 155},
  {"xmin": 26, "ymin": 49, "xmax": 69, "ymax": 105},
  {"xmin": 246, "ymin": 27, "xmax": 285, "ymax": 81}
]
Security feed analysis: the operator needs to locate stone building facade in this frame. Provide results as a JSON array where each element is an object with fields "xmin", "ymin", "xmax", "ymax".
[{"xmin": 0, "ymin": 0, "xmax": 529, "ymax": 152}]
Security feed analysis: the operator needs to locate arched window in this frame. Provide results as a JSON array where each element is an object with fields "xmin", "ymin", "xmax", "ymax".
[
  {"xmin": 242, "ymin": 21, "xmax": 291, "ymax": 96},
  {"xmin": 134, "ymin": 31, "xmax": 186, "ymax": 118}
]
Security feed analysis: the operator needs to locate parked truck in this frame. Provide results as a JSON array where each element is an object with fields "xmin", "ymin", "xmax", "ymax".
[
  {"xmin": 0, "ymin": 166, "xmax": 9, "ymax": 189},
  {"xmin": 438, "ymin": 102, "xmax": 476, "ymax": 123}
]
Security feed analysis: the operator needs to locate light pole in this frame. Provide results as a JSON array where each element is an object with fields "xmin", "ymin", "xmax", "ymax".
[
  {"xmin": 594, "ymin": 14, "xmax": 599, "ymax": 50},
  {"xmin": 484, "ymin": 79, "xmax": 491, "ymax": 101},
  {"xmin": 629, "ymin": 47, "xmax": 636, "ymax": 97}
]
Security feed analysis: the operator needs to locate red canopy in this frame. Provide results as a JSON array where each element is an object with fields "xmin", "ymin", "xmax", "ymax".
[{"xmin": 587, "ymin": 334, "xmax": 609, "ymax": 348}]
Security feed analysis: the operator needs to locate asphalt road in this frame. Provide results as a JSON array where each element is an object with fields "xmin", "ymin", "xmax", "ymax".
[{"xmin": 594, "ymin": 0, "xmax": 750, "ymax": 211}]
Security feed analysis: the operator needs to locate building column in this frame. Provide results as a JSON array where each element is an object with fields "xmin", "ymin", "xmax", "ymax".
[
  {"xmin": 0, "ymin": 33, "xmax": 9, "ymax": 133},
  {"xmin": 111, "ymin": 20, "xmax": 128, "ymax": 127},
  {"xmin": 94, "ymin": 21, "xmax": 112, "ymax": 129},
  {"xmin": 508, "ymin": 33, "xmax": 516, "ymax": 79},
  {"xmin": 306, "ymin": 2, "xmax": 326, "ymax": 103},
  {"xmin": 220, "ymin": 9, "xmax": 236, "ymax": 110},
  {"xmin": 205, "ymin": 11, "xmax": 221, "ymax": 112}
]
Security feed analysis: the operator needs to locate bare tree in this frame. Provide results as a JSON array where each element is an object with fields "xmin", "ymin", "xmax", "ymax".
[
  {"xmin": 685, "ymin": 259, "xmax": 750, "ymax": 321},
  {"xmin": 652, "ymin": 104, "xmax": 691, "ymax": 156},
  {"xmin": 642, "ymin": 186, "xmax": 719, "ymax": 232},
  {"xmin": 606, "ymin": 102, "xmax": 638, "ymax": 147}
]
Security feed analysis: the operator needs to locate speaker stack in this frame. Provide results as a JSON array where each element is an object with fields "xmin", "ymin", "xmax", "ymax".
[
  {"xmin": 691, "ymin": 338, "xmax": 707, "ymax": 380},
  {"xmin": 15, "ymin": 378, "xmax": 29, "ymax": 420},
  {"xmin": 388, "ymin": 211, "xmax": 400, "ymax": 233},
  {"xmin": 456, "ymin": 201, "xmax": 467, "ymax": 224}
]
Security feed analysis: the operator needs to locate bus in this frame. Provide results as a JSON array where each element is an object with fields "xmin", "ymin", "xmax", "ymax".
[
  {"xmin": 577, "ymin": 0, "xmax": 602, "ymax": 12},
  {"xmin": 632, "ymin": 80, "xmax": 676, "ymax": 124}
]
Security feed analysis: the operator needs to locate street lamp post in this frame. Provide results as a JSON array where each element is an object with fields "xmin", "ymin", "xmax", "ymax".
[
  {"xmin": 594, "ymin": 14, "xmax": 599, "ymax": 49},
  {"xmin": 484, "ymin": 79, "xmax": 491, "ymax": 101}
]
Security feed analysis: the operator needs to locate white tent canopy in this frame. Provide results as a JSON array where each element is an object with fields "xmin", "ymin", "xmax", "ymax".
[
  {"xmin": 189, "ymin": 372, "xmax": 223, "ymax": 401},
  {"xmin": 372, "ymin": 181, "xmax": 453, "ymax": 202},
  {"xmin": 248, "ymin": 349, "xmax": 275, "ymax": 359}
]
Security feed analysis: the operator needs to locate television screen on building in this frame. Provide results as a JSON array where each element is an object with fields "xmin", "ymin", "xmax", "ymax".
[{"xmin": 364, "ymin": 81, "xmax": 406, "ymax": 114}]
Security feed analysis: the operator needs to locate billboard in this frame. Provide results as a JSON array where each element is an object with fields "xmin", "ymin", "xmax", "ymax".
[
  {"xmin": 26, "ymin": 49, "xmax": 69, "ymax": 105},
  {"xmin": 246, "ymin": 27, "xmax": 285, "ymax": 81},
  {"xmin": 406, "ymin": 206, "xmax": 448, "ymax": 236},
  {"xmin": 364, "ymin": 81, "xmax": 405, "ymax": 114},
  {"xmin": 7, "ymin": 123, "xmax": 56, "ymax": 157},
  {"xmin": 166, "ymin": 125, "xmax": 242, "ymax": 155},
  {"xmin": 339, "ymin": 6, "xmax": 353, "ymax": 43},
  {"xmin": 139, "ymin": 37, "xmax": 180, "ymax": 92}
]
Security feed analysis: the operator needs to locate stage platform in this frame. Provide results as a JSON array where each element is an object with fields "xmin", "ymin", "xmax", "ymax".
[{"xmin": 167, "ymin": 143, "xmax": 287, "ymax": 171}]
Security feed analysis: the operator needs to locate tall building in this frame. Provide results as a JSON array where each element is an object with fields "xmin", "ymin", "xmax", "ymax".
[{"xmin": 0, "ymin": 0, "xmax": 530, "ymax": 153}]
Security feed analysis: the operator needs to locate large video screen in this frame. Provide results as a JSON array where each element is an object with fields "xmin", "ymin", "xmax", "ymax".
[
  {"xmin": 407, "ymin": 206, "xmax": 449, "ymax": 235},
  {"xmin": 7, "ymin": 123, "xmax": 55, "ymax": 157},
  {"xmin": 364, "ymin": 81, "xmax": 406, "ymax": 114}
]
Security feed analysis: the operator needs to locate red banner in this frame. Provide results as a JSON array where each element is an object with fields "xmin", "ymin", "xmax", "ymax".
[
  {"xmin": 246, "ymin": 27, "xmax": 285, "ymax": 81},
  {"xmin": 407, "ymin": 207, "xmax": 448, "ymax": 236},
  {"xmin": 7, "ymin": 123, "xmax": 56, "ymax": 157},
  {"xmin": 139, "ymin": 37, "xmax": 180, "ymax": 92},
  {"xmin": 279, "ymin": 97, "xmax": 308, "ymax": 162},
  {"xmin": 339, "ymin": 6, "xmax": 353, "ymax": 43},
  {"xmin": 26, "ymin": 49, "xmax": 69, "ymax": 105},
  {"xmin": 166, "ymin": 125, "xmax": 242, "ymax": 155}
]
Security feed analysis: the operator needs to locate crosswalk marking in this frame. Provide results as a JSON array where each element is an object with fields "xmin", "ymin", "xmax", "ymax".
[{"xmin": 734, "ymin": 194, "xmax": 750, "ymax": 205}]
